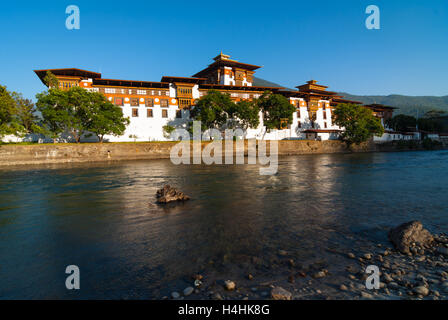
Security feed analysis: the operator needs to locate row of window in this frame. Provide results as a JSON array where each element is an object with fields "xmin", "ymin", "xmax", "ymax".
[
  {"xmin": 114, "ymin": 97, "xmax": 170, "ymax": 107},
  {"xmin": 130, "ymin": 108, "xmax": 182, "ymax": 119},
  {"xmin": 296, "ymin": 110, "xmax": 329, "ymax": 119},
  {"xmin": 103, "ymin": 88, "xmax": 169, "ymax": 96}
]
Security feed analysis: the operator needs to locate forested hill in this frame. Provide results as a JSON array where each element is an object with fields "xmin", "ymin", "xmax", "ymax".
[
  {"xmin": 338, "ymin": 93, "xmax": 448, "ymax": 116},
  {"xmin": 252, "ymin": 77, "xmax": 448, "ymax": 116}
]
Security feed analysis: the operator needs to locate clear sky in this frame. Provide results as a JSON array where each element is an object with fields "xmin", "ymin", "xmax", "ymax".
[{"xmin": 1, "ymin": 0, "xmax": 447, "ymax": 100}]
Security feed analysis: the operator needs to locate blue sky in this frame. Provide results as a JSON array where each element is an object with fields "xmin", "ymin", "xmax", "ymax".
[{"xmin": 1, "ymin": 0, "xmax": 447, "ymax": 100}]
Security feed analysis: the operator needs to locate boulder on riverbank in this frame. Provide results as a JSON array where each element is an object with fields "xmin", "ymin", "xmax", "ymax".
[
  {"xmin": 388, "ymin": 221, "xmax": 434, "ymax": 254},
  {"xmin": 156, "ymin": 185, "xmax": 190, "ymax": 204}
]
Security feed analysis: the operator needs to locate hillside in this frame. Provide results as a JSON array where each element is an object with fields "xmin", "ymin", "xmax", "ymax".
[
  {"xmin": 338, "ymin": 93, "xmax": 448, "ymax": 116},
  {"xmin": 253, "ymin": 77, "xmax": 448, "ymax": 116}
]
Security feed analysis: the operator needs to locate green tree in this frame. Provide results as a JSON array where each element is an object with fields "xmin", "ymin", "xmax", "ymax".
[
  {"xmin": 36, "ymin": 86, "xmax": 90, "ymax": 142},
  {"xmin": 14, "ymin": 95, "xmax": 43, "ymax": 134},
  {"xmin": 84, "ymin": 92, "xmax": 130, "ymax": 142},
  {"xmin": 256, "ymin": 91, "xmax": 295, "ymax": 130},
  {"xmin": 386, "ymin": 114, "xmax": 417, "ymax": 131},
  {"xmin": 332, "ymin": 103, "xmax": 384, "ymax": 145},
  {"xmin": 43, "ymin": 71, "xmax": 59, "ymax": 88},
  {"xmin": 190, "ymin": 90, "xmax": 234, "ymax": 130},
  {"xmin": 227, "ymin": 100, "xmax": 260, "ymax": 130},
  {"xmin": 0, "ymin": 85, "xmax": 24, "ymax": 139}
]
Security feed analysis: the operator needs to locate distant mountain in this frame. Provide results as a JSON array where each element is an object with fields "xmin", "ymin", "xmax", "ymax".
[
  {"xmin": 254, "ymin": 77, "xmax": 448, "ymax": 116},
  {"xmin": 338, "ymin": 93, "xmax": 448, "ymax": 116}
]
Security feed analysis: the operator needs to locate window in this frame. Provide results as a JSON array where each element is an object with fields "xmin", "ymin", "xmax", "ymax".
[
  {"xmin": 324, "ymin": 122, "xmax": 327, "ymax": 128},
  {"xmin": 323, "ymin": 111, "xmax": 327, "ymax": 119},
  {"xmin": 176, "ymin": 110, "xmax": 182, "ymax": 118},
  {"xmin": 160, "ymin": 99, "xmax": 169, "ymax": 108},
  {"xmin": 297, "ymin": 109, "xmax": 301, "ymax": 118},
  {"xmin": 137, "ymin": 90, "xmax": 146, "ymax": 95},
  {"xmin": 179, "ymin": 99, "xmax": 191, "ymax": 108},
  {"xmin": 132, "ymin": 108, "xmax": 139, "ymax": 117},
  {"xmin": 298, "ymin": 121, "xmax": 301, "ymax": 128},
  {"xmin": 162, "ymin": 109, "xmax": 168, "ymax": 118},
  {"xmin": 131, "ymin": 98, "xmax": 139, "ymax": 106},
  {"xmin": 145, "ymin": 98, "xmax": 154, "ymax": 107},
  {"xmin": 105, "ymin": 88, "xmax": 116, "ymax": 94},
  {"xmin": 114, "ymin": 97, "xmax": 124, "ymax": 106},
  {"xmin": 147, "ymin": 109, "xmax": 153, "ymax": 118}
]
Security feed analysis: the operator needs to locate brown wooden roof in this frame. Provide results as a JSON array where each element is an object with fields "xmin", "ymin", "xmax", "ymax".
[{"xmin": 34, "ymin": 68, "xmax": 102, "ymax": 85}]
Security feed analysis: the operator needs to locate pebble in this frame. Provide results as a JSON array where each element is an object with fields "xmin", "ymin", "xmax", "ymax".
[
  {"xmin": 363, "ymin": 253, "xmax": 372, "ymax": 260},
  {"xmin": 312, "ymin": 271, "xmax": 327, "ymax": 279},
  {"xmin": 224, "ymin": 280, "xmax": 236, "ymax": 291},
  {"xmin": 340, "ymin": 284, "xmax": 348, "ymax": 291},
  {"xmin": 171, "ymin": 292, "xmax": 180, "ymax": 299},
  {"xmin": 348, "ymin": 253, "xmax": 356, "ymax": 259},
  {"xmin": 413, "ymin": 286, "xmax": 429, "ymax": 296},
  {"xmin": 183, "ymin": 287, "xmax": 194, "ymax": 296},
  {"xmin": 361, "ymin": 292, "xmax": 373, "ymax": 299},
  {"xmin": 271, "ymin": 287, "xmax": 292, "ymax": 300}
]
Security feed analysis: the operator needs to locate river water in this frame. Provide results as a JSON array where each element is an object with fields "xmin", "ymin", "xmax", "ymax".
[{"xmin": 0, "ymin": 151, "xmax": 447, "ymax": 299}]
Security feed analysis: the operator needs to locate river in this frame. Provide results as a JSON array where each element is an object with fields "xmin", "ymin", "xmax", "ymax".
[{"xmin": 1, "ymin": 151, "xmax": 447, "ymax": 299}]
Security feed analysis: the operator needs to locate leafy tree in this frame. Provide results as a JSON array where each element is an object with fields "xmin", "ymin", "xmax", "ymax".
[
  {"xmin": 256, "ymin": 91, "xmax": 295, "ymax": 130},
  {"xmin": 227, "ymin": 100, "xmax": 260, "ymax": 130},
  {"xmin": 37, "ymin": 86, "xmax": 129, "ymax": 143},
  {"xmin": 43, "ymin": 71, "xmax": 59, "ymax": 88},
  {"xmin": 386, "ymin": 114, "xmax": 417, "ymax": 131},
  {"xmin": 84, "ymin": 92, "xmax": 129, "ymax": 142},
  {"xmin": 332, "ymin": 103, "xmax": 384, "ymax": 145},
  {"xmin": 190, "ymin": 90, "xmax": 234, "ymax": 130},
  {"xmin": 36, "ymin": 87, "xmax": 89, "ymax": 142},
  {"xmin": 14, "ymin": 94, "xmax": 43, "ymax": 134},
  {"xmin": 0, "ymin": 85, "xmax": 24, "ymax": 138}
]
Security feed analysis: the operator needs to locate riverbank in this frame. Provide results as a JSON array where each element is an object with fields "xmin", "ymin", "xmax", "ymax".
[{"xmin": 0, "ymin": 139, "xmax": 445, "ymax": 166}]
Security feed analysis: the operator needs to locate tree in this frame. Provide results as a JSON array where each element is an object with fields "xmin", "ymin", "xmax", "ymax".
[
  {"xmin": 36, "ymin": 87, "xmax": 89, "ymax": 142},
  {"xmin": 43, "ymin": 71, "xmax": 59, "ymax": 89},
  {"xmin": 190, "ymin": 90, "xmax": 234, "ymax": 130},
  {"xmin": 14, "ymin": 94, "xmax": 43, "ymax": 134},
  {"xmin": 37, "ymin": 86, "xmax": 129, "ymax": 143},
  {"xmin": 386, "ymin": 114, "xmax": 417, "ymax": 131},
  {"xmin": 84, "ymin": 92, "xmax": 129, "ymax": 142},
  {"xmin": 0, "ymin": 85, "xmax": 24, "ymax": 139},
  {"xmin": 227, "ymin": 100, "xmax": 260, "ymax": 130},
  {"xmin": 256, "ymin": 91, "xmax": 295, "ymax": 130},
  {"xmin": 332, "ymin": 103, "xmax": 384, "ymax": 145}
]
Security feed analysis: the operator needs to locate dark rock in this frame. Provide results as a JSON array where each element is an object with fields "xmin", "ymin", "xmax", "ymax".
[
  {"xmin": 156, "ymin": 185, "xmax": 190, "ymax": 204},
  {"xmin": 388, "ymin": 221, "xmax": 434, "ymax": 254}
]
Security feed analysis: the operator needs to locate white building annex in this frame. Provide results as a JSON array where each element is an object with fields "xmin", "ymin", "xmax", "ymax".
[{"xmin": 33, "ymin": 53, "xmax": 402, "ymax": 143}]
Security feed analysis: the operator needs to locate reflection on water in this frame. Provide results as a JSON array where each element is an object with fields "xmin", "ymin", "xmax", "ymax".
[{"xmin": 0, "ymin": 151, "xmax": 447, "ymax": 299}]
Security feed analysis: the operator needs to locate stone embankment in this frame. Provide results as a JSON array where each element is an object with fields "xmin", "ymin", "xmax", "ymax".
[{"xmin": 1, "ymin": 140, "xmax": 444, "ymax": 167}]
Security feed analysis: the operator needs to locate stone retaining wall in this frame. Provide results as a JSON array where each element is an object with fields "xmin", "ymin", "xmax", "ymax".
[{"xmin": 0, "ymin": 140, "xmax": 444, "ymax": 167}]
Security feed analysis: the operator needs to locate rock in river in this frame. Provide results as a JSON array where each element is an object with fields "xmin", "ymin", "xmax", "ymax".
[
  {"xmin": 271, "ymin": 287, "xmax": 292, "ymax": 300},
  {"xmin": 156, "ymin": 185, "xmax": 190, "ymax": 204},
  {"xmin": 388, "ymin": 221, "xmax": 433, "ymax": 254}
]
